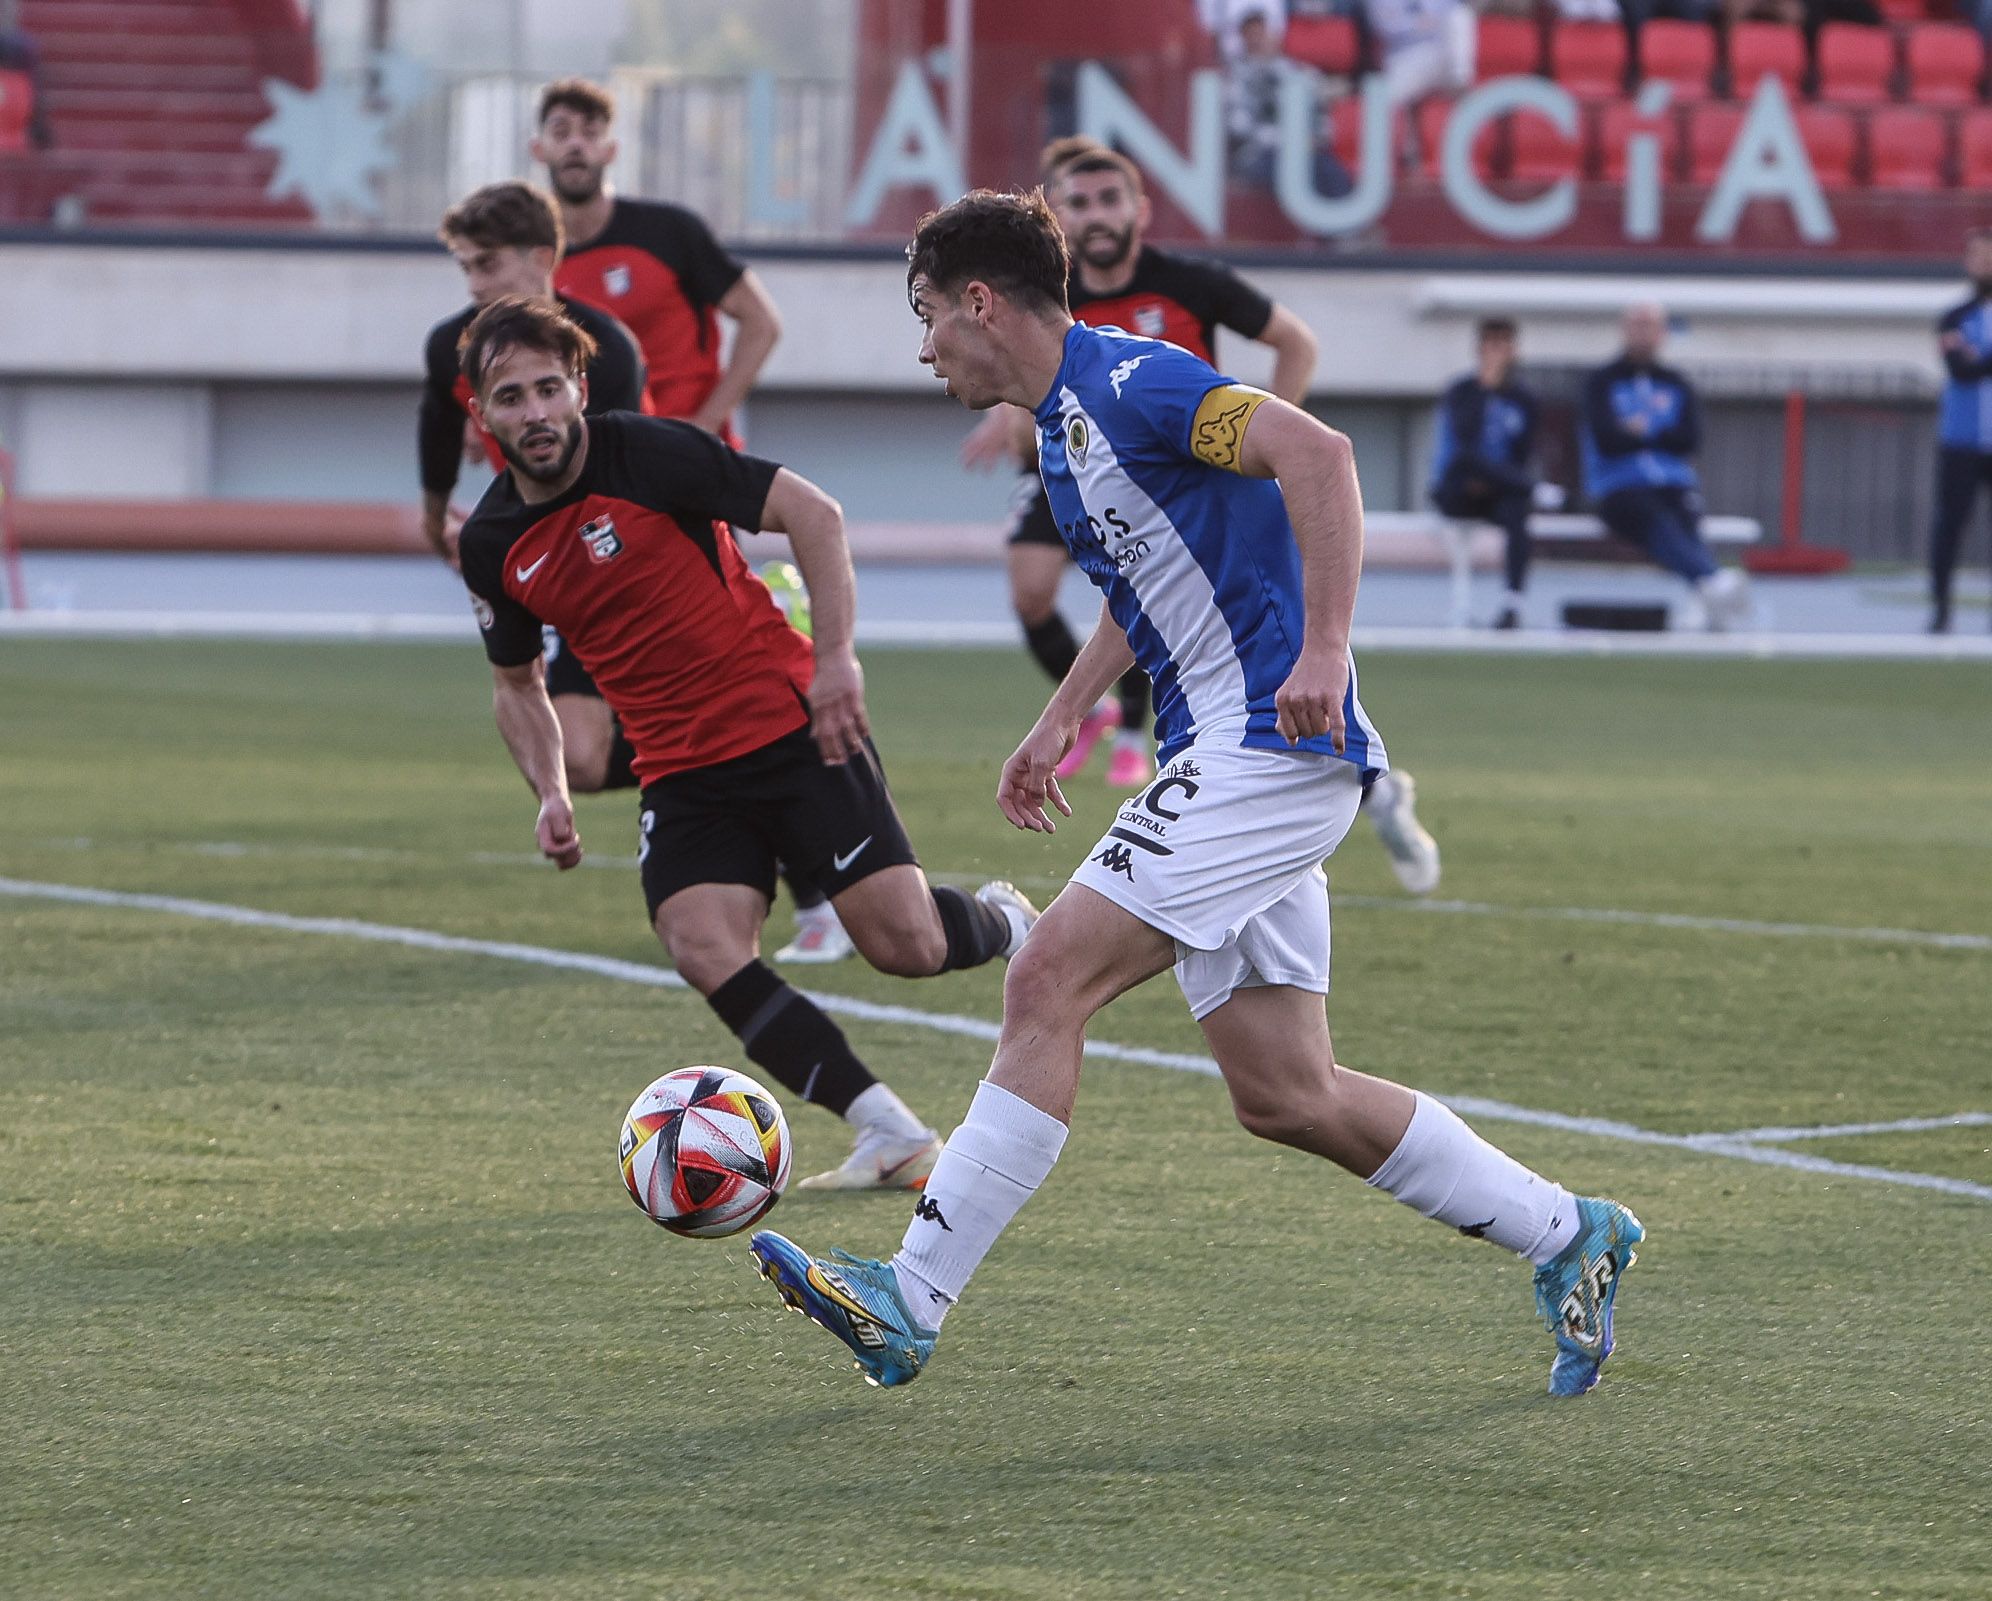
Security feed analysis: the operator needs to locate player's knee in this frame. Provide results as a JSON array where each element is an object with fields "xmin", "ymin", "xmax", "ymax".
[
  {"xmin": 860, "ymin": 922, "xmax": 946, "ymax": 979},
  {"xmin": 657, "ymin": 919, "xmax": 753, "ymax": 993},
  {"xmin": 1000, "ymin": 939, "xmax": 1087, "ymax": 1027},
  {"xmin": 563, "ymin": 750, "xmax": 609, "ymax": 794}
]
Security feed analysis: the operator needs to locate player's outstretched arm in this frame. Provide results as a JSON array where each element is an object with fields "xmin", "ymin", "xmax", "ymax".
[
  {"xmin": 1000, "ymin": 599, "xmax": 1134, "ymax": 833},
  {"xmin": 757, "ymin": 467, "xmax": 869, "ymax": 766},
  {"xmin": 491, "ymin": 659, "xmax": 582, "ymax": 869},
  {"xmin": 1232, "ymin": 396, "xmax": 1360, "ymax": 752}
]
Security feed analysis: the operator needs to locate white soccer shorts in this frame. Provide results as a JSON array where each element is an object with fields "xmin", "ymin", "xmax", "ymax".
[{"xmin": 1069, "ymin": 742, "xmax": 1367, "ymax": 1020}]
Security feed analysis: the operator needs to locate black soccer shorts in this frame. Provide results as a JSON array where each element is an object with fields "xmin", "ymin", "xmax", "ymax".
[
  {"xmin": 636, "ymin": 725, "xmax": 919, "ymax": 919},
  {"xmin": 541, "ymin": 627, "xmax": 602, "ymax": 700},
  {"xmin": 1004, "ymin": 475, "xmax": 1063, "ymax": 548}
]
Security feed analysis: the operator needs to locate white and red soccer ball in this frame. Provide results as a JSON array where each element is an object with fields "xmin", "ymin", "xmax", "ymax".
[{"xmin": 618, "ymin": 1066, "xmax": 792, "ymax": 1238}]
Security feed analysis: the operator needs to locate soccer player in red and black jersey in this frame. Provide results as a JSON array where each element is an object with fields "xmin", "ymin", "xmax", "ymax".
[
  {"xmin": 454, "ymin": 297, "xmax": 1038, "ymax": 1190},
  {"xmin": 532, "ymin": 77, "xmax": 781, "ymax": 443},
  {"xmin": 420, "ymin": 180, "xmax": 649, "ymax": 799},
  {"xmin": 962, "ymin": 138, "xmax": 1318, "ymax": 792}
]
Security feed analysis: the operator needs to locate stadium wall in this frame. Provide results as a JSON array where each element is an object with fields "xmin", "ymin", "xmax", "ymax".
[{"xmin": 0, "ymin": 241, "xmax": 1960, "ymax": 556}]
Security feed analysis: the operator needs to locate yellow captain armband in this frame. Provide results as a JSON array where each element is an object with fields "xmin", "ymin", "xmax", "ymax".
[{"xmin": 1189, "ymin": 384, "xmax": 1273, "ymax": 472}]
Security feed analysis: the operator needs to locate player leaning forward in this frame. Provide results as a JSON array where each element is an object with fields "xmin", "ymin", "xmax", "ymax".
[
  {"xmin": 751, "ymin": 191, "xmax": 1645, "ymax": 1397},
  {"xmin": 453, "ymin": 294, "xmax": 1037, "ymax": 1190}
]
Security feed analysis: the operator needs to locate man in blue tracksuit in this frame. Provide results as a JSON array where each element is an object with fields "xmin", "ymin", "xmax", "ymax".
[
  {"xmin": 1581, "ymin": 303, "xmax": 1750, "ymax": 630},
  {"xmin": 1929, "ymin": 229, "xmax": 1992, "ymax": 635},
  {"xmin": 1431, "ymin": 317, "xmax": 1539, "ymax": 630}
]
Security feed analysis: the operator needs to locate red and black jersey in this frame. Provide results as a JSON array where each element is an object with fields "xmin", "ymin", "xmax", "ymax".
[
  {"xmin": 458, "ymin": 413, "xmax": 812, "ymax": 783},
  {"xmin": 1066, "ymin": 245, "xmax": 1274, "ymax": 364},
  {"xmin": 418, "ymin": 292, "xmax": 647, "ymax": 497},
  {"xmin": 555, "ymin": 199, "xmax": 745, "ymax": 425}
]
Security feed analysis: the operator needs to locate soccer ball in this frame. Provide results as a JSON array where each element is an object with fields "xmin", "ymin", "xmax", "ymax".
[{"xmin": 618, "ymin": 1066, "xmax": 793, "ymax": 1238}]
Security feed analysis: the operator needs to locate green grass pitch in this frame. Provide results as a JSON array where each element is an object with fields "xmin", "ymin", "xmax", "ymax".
[{"xmin": 2, "ymin": 639, "xmax": 1988, "ymax": 1600}]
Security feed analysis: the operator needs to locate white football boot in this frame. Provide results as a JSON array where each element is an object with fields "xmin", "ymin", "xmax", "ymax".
[
  {"xmin": 974, "ymin": 880, "xmax": 1040, "ymax": 958},
  {"xmin": 1364, "ymin": 769, "xmax": 1442, "ymax": 896},
  {"xmin": 796, "ymin": 1125, "xmax": 943, "ymax": 1192},
  {"xmin": 774, "ymin": 902, "xmax": 856, "ymax": 965}
]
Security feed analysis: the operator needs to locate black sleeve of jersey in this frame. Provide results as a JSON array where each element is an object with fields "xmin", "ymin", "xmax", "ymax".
[
  {"xmin": 1652, "ymin": 370, "xmax": 1700, "ymax": 456},
  {"xmin": 1939, "ymin": 302, "xmax": 1992, "ymax": 382},
  {"xmin": 601, "ymin": 414, "xmax": 781, "ymax": 530},
  {"xmin": 1195, "ymin": 259, "xmax": 1275, "ymax": 342},
  {"xmin": 418, "ymin": 317, "xmax": 467, "ymax": 496},
  {"xmin": 457, "ymin": 514, "xmax": 545, "ymax": 668},
  {"xmin": 569, "ymin": 300, "xmax": 648, "ymax": 414},
  {"xmin": 667, "ymin": 206, "xmax": 748, "ymax": 309}
]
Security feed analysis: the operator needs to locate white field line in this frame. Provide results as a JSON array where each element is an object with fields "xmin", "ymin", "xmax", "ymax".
[
  {"xmin": 5, "ymin": 875, "xmax": 1988, "ymax": 1205},
  {"xmin": 6, "ymin": 610, "xmax": 1992, "ymax": 660},
  {"xmin": 1717, "ymin": 1112, "xmax": 1992, "ymax": 1143},
  {"xmin": 28, "ymin": 836, "xmax": 1992, "ymax": 955}
]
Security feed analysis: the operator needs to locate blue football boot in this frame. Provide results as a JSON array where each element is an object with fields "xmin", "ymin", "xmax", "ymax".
[
  {"xmin": 749, "ymin": 1231, "xmax": 937, "ymax": 1388},
  {"xmin": 1532, "ymin": 1196, "xmax": 1644, "ymax": 1397}
]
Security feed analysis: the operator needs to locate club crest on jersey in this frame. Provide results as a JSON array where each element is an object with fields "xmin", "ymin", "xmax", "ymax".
[
  {"xmin": 1134, "ymin": 304, "xmax": 1165, "ymax": 337},
  {"xmin": 578, "ymin": 515, "xmax": 623, "ymax": 563},
  {"xmin": 1065, "ymin": 416, "xmax": 1090, "ymax": 467},
  {"xmin": 602, "ymin": 264, "xmax": 632, "ymax": 297}
]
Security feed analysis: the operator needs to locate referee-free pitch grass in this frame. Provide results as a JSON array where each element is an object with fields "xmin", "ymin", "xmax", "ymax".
[{"xmin": 2, "ymin": 640, "xmax": 1987, "ymax": 1601}]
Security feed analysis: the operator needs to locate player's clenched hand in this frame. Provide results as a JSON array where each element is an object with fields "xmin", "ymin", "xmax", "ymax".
[
  {"xmin": 997, "ymin": 719, "xmax": 1075, "ymax": 833},
  {"xmin": 1274, "ymin": 646, "xmax": 1348, "ymax": 753},
  {"xmin": 537, "ymin": 796, "xmax": 584, "ymax": 871},
  {"xmin": 807, "ymin": 647, "xmax": 869, "ymax": 766}
]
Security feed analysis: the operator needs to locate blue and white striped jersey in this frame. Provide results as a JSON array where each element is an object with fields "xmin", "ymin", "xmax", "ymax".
[{"xmin": 1032, "ymin": 322, "xmax": 1386, "ymax": 778}]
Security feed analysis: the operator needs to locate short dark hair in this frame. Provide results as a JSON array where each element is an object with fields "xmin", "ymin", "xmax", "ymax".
[
  {"xmin": 439, "ymin": 181, "xmax": 564, "ymax": 257},
  {"xmin": 1040, "ymin": 135, "xmax": 1144, "ymax": 195},
  {"xmin": 1477, "ymin": 317, "xmax": 1519, "ymax": 342},
  {"xmin": 538, "ymin": 76, "xmax": 615, "ymax": 128},
  {"xmin": 458, "ymin": 295, "xmax": 599, "ymax": 395},
  {"xmin": 907, "ymin": 189, "xmax": 1070, "ymax": 315}
]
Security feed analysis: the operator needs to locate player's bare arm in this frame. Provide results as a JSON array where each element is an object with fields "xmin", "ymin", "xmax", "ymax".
[
  {"xmin": 1219, "ymin": 390, "xmax": 1361, "ymax": 751},
  {"xmin": 1257, "ymin": 304, "xmax": 1319, "ymax": 406},
  {"xmin": 757, "ymin": 466, "xmax": 868, "ymax": 766},
  {"xmin": 420, "ymin": 492, "xmax": 465, "ymax": 569},
  {"xmin": 693, "ymin": 271, "xmax": 782, "ymax": 435},
  {"xmin": 491, "ymin": 657, "xmax": 583, "ymax": 869},
  {"xmin": 960, "ymin": 402, "xmax": 1038, "ymax": 470},
  {"xmin": 1000, "ymin": 599, "xmax": 1135, "ymax": 834}
]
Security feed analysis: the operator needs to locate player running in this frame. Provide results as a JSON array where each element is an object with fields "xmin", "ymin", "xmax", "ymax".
[
  {"xmin": 965, "ymin": 139, "xmax": 1438, "ymax": 893},
  {"xmin": 420, "ymin": 180, "xmax": 649, "ymax": 799},
  {"xmin": 532, "ymin": 75, "xmax": 848, "ymax": 962},
  {"xmin": 454, "ymin": 295, "xmax": 1038, "ymax": 1191},
  {"xmin": 750, "ymin": 190, "xmax": 1643, "ymax": 1397}
]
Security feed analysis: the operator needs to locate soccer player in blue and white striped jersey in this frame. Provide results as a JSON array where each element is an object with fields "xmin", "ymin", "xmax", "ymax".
[{"xmin": 749, "ymin": 190, "xmax": 1644, "ymax": 1400}]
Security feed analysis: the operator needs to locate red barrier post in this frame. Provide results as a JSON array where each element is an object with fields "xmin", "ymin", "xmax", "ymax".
[{"xmin": 1745, "ymin": 390, "xmax": 1852, "ymax": 575}]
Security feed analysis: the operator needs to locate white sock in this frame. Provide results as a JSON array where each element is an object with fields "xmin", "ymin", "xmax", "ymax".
[
  {"xmin": 797, "ymin": 901, "xmax": 840, "ymax": 930},
  {"xmin": 1366, "ymin": 1092, "xmax": 1578, "ymax": 1265},
  {"xmin": 844, "ymin": 1082, "xmax": 929, "ymax": 1142},
  {"xmin": 890, "ymin": 1080, "xmax": 1068, "ymax": 1329}
]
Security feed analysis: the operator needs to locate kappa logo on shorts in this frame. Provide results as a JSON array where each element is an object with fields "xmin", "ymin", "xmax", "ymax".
[
  {"xmin": 578, "ymin": 516, "xmax": 623, "ymax": 563},
  {"xmin": 1092, "ymin": 841, "xmax": 1136, "ymax": 880}
]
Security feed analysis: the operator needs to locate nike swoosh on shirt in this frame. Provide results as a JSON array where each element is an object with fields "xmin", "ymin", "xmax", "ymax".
[
  {"xmin": 831, "ymin": 837, "xmax": 872, "ymax": 873},
  {"xmin": 514, "ymin": 554, "xmax": 550, "ymax": 584}
]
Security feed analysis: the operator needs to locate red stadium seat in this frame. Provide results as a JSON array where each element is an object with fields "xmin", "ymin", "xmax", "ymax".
[
  {"xmin": 1866, "ymin": 106, "xmax": 1950, "ymax": 189},
  {"xmin": 1795, "ymin": 104, "xmax": 1859, "ymax": 188},
  {"xmin": 1550, "ymin": 21, "xmax": 1628, "ymax": 99},
  {"xmin": 1638, "ymin": 20, "xmax": 1717, "ymax": 102},
  {"xmin": 1476, "ymin": 15, "xmax": 1542, "ymax": 80},
  {"xmin": 1728, "ymin": 23, "xmax": 1807, "ymax": 99},
  {"xmin": 1414, "ymin": 98, "xmax": 1500, "ymax": 178},
  {"xmin": 1960, "ymin": 108, "xmax": 1992, "ymax": 186},
  {"xmin": 1508, "ymin": 104, "xmax": 1582, "ymax": 180},
  {"xmin": 1906, "ymin": 24, "xmax": 1985, "ymax": 107},
  {"xmin": 1286, "ymin": 16, "xmax": 1361, "ymax": 76},
  {"xmin": 1815, "ymin": 23, "xmax": 1897, "ymax": 105},
  {"xmin": 1687, "ymin": 101, "xmax": 1746, "ymax": 182},
  {"xmin": 1875, "ymin": 0, "xmax": 1930, "ymax": 19},
  {"xmin": 0, "ymin": 68, "xmax": 32, "ymax": 155},
  {"xmin": 1329, "ymin": 94, "xmax": 1402, "ymax": 170},
  {"xmin": 1594, "ymin": 99, "xmax": 1683, "ymax": 181}
]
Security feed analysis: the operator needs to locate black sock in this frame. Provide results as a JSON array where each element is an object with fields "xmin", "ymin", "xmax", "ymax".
[
  {"xmin": 705, "ymin": 960, "xmax": 874, "ymax": 1115},
  {"xmin": 1022, "ymin": 613, "xmax": 1079, "ymax": 683},
  {"xmin": 781, "ymin": 862, "xmax": 827, "ymax": 912},
  {"xmin": 931, "ymin": 885, "xmax": 1011, "ymax": 972},
  {"xmin": 1116, "ymin": 664, "xmax": 1149, "ymax": 734},
  {"xmin": 601, "ymin": 727, "xmax": 638, "ymax": 791}
]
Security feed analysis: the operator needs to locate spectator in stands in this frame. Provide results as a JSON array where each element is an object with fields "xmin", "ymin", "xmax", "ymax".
[
  {"xmin": 1554, "ymin": 0, "xmax": 1624, "ymax": 25},
  {"xmin": 1581, "ymin": 303, "xmax": 1752, "ymax": 630},
  {"xmin": 0, "ymin": 4, "xmax": 54, "ymax": 151},
  {"xmin": 1927, "ymin": 227, "xmax": 1992, "ymax": 635},
  {"xmin": 1226, "ymin": 7, "xmax": 1355, "ymax": 195},
  {"xmin": 1360, "ymin": 0, "xmax": 1476, "ymax": 110},
  {"xmin": 1432, "ymin": 318, "xmax": 1541, "ymax": 631},
  {"xmin": 1201, "ymin": 0, "xmax": 1289, "ymax": 58}
]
